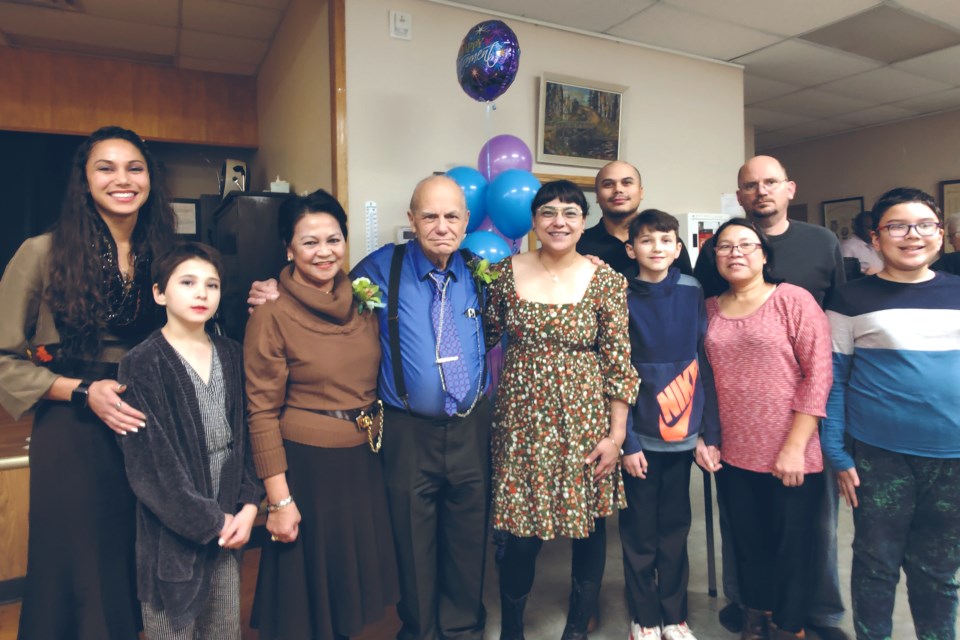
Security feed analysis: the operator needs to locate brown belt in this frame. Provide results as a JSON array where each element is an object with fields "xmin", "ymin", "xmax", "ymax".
[{"xmin": 290, "ymin": 401, "xmax": 384, "ymax": 452}]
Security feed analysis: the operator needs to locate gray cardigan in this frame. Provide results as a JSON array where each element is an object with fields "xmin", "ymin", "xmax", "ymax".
[{"xmin": 117, "ymin": 330, "xmax": 262, "ymax": 630}]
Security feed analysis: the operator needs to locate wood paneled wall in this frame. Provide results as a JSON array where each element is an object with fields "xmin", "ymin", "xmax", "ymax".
[
  {"xmin": 0, "ymin": 47, "xmax": 258, "ymax": 147},
  {"xmin": 0, "ymin": 468, "xmax": 28, "ymax": 581}
]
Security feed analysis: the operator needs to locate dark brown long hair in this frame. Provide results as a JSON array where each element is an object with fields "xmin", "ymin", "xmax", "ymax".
[{"xmin": 46, "ymin": 126, "xmax": 176, "ymax": 357}]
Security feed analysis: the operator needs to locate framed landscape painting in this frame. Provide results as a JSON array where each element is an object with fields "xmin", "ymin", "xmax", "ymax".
[{"xmin": 538, "ymin": 74, "xmax": 625, "ymax": 169}]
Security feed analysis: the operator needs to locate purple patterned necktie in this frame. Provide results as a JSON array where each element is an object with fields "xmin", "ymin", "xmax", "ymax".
[{"xmin": 429, "ymin": 271, "xmax": 470, "ymax": 415}]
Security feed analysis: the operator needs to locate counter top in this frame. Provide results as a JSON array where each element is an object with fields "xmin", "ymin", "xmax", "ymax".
[{"xmin": 0, "ymin": 409, "xmax": 30, "ymax": 470}]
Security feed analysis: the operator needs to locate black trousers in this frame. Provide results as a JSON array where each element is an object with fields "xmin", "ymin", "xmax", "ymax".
[
  {"xmin": 716, "ymin": 463, "xmax": 823, "ymax": 633},
  {"xmin": 381, "ymin": 398, "xmax": 491, "ymax": 640},
  {"xmin": 619, "ymin": 450, "xmax": 693, "ymax": 627}
]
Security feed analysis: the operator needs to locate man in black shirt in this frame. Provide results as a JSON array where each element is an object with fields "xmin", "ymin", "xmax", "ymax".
[
  {"xmin": 577, "ymin": 161, "xmax": 692, "ymax": 277},
  {"xmin": 695, "ymin": 155, "xmax": 848, "ymax": 640}
]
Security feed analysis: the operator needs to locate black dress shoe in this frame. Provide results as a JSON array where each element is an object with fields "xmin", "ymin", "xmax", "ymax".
[
  {"xmin": 806, "ymin": 623, "xmax": 850, "ymax": 640},
  {"xmin": 718, "ymin": 602, "xmax": 743, "ymax": 633}
]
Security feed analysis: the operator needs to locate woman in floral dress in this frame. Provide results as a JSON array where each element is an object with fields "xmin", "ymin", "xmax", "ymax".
[{"xmin": 485, "ymin": 180, "xmax": 639, "ymax": 640}]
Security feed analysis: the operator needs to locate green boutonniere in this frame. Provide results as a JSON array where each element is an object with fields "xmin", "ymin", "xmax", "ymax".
[
  {"xmin": 467, "ymin": 256, "xmax": 500, "ymax": 288},
  {"xmin": 352, "ymin": 277, "xmax": 386, "ymax": 314}
]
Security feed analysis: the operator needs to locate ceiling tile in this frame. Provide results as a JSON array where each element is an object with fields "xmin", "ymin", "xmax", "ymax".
[
  {"xmin": 733, "ymin": 39, "xmax": 882, "ymax": 86},
  {"xmin": 744, "ymin": 74, "xmax": 802, "ymax": 104},
  {"xmin": 898, "ymin": 0, "xmax": 960, "ymax": 31},
  {"xmin": 745, "ymin": 107, "xmax": 816, "ymax": 130},
  {"xmin": 894, "ymin": 43, "xmax": 960, "ymax": 84},
  {"xmin": 179, "ymin": 55, "xmax": 258, "ymax": 75},
  {"xmin": 800, "ymin": 5, "xmax": 960, "ymax": 63},
  {"xmin": 179, "ymin": 29, "xmax": 268, "ymax": 66},
  {"xmin": 182, "ymin": 0, "xmax": 282, "ymax": 40},
  {"xmin": 81, "ymin": 0, "xmax": 179, "ymax": 27},
  {"xmin": 0, "ymin": 3, "xmax": 176, "ymax": 55},
  {"xmin": 817, "ymin": 66, "xmax": 951, "ymax": 103},
  {"xmin": 605, "ymin": 4, "xmax": 781, "ymax": 60},
  {"xmin": 891, "ymin": 87, "xmax": 960, "ymax": 113},
  {"xmin": 662, "ymin": 0, "xmax": 879, "ymax": 38},
  {"xmin": 752, "ymin": 88, "xmax": 872, "ymax": 118},
  {"xmin": 834, "ymin": 104, "xmax": 919, "ymax": 126},
  {"xmin": 452, "ymin": 0, "xmax": 654, "ymax": 33}
]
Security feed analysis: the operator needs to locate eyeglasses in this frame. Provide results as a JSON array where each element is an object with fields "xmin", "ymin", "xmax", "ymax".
[
  {"xmin": 877, "ymin": 222, "xmax": 942, "ymax": 238},
  {"xmin": 715, "ymin": 242, "xmax": 763, "ymax": 256},
  {"xmin": 739, "ymin": 178, "xmax": 788, "ymax": 194},
  {"xmin": 537, "ymin": 206, "xmax": 582, "ymax": 221}
]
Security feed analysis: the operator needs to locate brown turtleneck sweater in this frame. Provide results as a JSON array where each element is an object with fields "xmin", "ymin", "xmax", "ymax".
[{"xmin": 244, "ymin": 266, "xmax": 380, "ymax": 478}]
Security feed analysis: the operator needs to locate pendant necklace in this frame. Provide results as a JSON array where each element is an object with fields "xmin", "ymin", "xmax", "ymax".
[{"xmin": 537, "ymin": 249, "xmax": 570, "ymax": 283}]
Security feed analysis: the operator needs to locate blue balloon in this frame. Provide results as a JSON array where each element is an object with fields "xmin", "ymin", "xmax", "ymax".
[
  {"xmin": 446, "ymin": 166, "xmax": 488, "ymax": 233},
  {"xmin": 486, "ymin": 169, "xmax": 540, "ymax": 240},
  {"xmin": 461, "ymin": 230, "xmax": 512, "ymax": 264}
]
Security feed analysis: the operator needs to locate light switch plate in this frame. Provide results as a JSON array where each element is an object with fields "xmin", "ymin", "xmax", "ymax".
[{"xmin": 390, "ymin": 10, "xmax": 412, "ymax": 40}]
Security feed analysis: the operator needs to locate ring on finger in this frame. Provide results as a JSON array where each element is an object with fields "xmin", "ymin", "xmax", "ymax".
[
  {"xmin": 115, "ymin": 400, "xmax": 123, "ymax": 410},
  {"xmin": 270, "ymin": 535, "xmax": 279, "ymax": 542}
]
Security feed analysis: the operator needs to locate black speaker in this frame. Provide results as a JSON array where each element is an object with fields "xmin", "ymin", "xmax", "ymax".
[{"xmin": 212, "ymin": 192, "xmax": 290, "ymax": 340}]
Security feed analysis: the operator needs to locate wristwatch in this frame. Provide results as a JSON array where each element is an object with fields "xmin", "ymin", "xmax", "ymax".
[{"xmin": 71, "ymin": 380, "xmax": 93, "ymax": 409}]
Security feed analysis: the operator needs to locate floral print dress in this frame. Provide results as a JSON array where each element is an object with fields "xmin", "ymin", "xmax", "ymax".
[{"xmin": 485, "ymin": 259, "xmax": 639, "ymax": 540}]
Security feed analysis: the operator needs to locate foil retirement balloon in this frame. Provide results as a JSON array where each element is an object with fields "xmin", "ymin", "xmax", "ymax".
[{"xmin": 456, "ymin": 20, "xmax": 521, "ymax": 103}]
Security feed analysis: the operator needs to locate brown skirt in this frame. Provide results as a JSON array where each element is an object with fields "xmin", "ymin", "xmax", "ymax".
[
  {"xmin": 252, "ymin": 441, "xmax": 399, "ymax": 640},
  {"xmin": 18, "ymin": 401, "xmax": 140, "ymax": 640}
]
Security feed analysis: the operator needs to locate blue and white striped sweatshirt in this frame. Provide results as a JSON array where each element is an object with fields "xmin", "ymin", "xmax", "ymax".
[{"xmin": 822, "ymin": 272, "xmax": 960, "ymax": 471}]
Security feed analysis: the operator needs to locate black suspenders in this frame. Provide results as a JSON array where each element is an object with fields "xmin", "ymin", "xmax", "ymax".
[
  {"xmin": 386, "ymin": 244, "xmax": 485, "ymax": 415},
  {"xmin": 387, "ymin": 242, "xmax": 410, "ymax": 411}
]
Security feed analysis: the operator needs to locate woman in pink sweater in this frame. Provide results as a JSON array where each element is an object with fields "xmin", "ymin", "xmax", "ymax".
[{"xmin": 704, "ymin": 218, "xmax": 832, "ymax": 640}]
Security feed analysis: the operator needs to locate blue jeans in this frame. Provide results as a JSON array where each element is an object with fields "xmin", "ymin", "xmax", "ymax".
[
  {"xmin": 850, "ymin": 439, "xmax": 960, "ymax": 640},
  {"xmin": 719, "ymin": 458, "xmax": 845, "ymax": 627}
]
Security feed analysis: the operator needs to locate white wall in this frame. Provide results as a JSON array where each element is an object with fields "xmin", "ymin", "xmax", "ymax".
[
  {"xmin": 767, "ymin": 108, "xmax": 960, "ymax": 226},
  {"xmin": 344, "ymin": 0, "xmax": 745, "ymax": 264}
]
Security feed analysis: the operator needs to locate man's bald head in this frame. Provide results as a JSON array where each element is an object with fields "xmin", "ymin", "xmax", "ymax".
[{"xmin": 409, "ymin": 175, "xmax": 467, "ymax": 213}]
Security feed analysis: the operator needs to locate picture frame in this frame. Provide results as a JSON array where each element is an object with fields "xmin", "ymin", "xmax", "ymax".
[
  {"xmin": 537, "ymin": 73, "xmax": 625, "ymax": 169},
  {"xmin": 940, "ymin": 179, "xmax": 960, "ymax": 218},
  {"xmin": 171, "ymin": 198, "xmax": 200, "ymax": 239},
  {"xmin": 821, "ymin": 196, "xmax": 864, "ymax": 242}
]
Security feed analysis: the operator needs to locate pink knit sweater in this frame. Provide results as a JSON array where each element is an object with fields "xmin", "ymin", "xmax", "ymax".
[{"xmin": 705, "ymin": 283, "xmax": 833, "ymax": 474}]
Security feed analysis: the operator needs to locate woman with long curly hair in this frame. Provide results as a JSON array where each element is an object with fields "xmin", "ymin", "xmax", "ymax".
[{"xmin": 0, "ymin": 126, "xmax": 176, "ymax": 639}]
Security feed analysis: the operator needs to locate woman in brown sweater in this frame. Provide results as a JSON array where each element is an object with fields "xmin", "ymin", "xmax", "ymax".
[{"xmin": 244, "ymin": 190, "xmax": 398, "ymax": 640}]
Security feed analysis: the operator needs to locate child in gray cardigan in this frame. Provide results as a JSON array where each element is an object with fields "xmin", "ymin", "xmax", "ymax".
[{"xmin": 117, "ymin": 243, "xmax": 262, "ymax": 638}]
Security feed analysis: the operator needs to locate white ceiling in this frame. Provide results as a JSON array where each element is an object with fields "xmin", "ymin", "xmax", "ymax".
[
  {"xmin": 3, "ymin": 0, "xmax": 960, "ymax": 150},
  {"xmin": 441, "ymin": 0, "xmax": 960, "ymax": 150}
]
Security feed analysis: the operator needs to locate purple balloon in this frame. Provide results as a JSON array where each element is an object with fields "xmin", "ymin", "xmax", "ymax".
[
  {"xmin": 456, "ymin": 20, "xmax": 521, "ymax": 103},
  {"xmin": 477, "ymin": 134, "xmax": 532, "ymax": 181}
]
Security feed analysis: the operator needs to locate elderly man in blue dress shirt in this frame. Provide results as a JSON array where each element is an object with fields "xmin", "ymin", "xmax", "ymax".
[{"xmin": 351, "ymin": 175, "xmax": 491, "ymax": 640}]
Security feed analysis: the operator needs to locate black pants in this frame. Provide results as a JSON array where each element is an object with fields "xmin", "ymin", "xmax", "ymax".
[
  {"xmin": 850, "ymin": 439, "xmax": 960, "ymax": 640},
  {"xmin": 381, "ymin": 398, "xmax": 491, "ymax": 640},
  {"xmin": 619, "ymin": 450, "xmax": 693, "ymax": 627},
  {"xmin": 499, "ymin": 518, "xmax": 607, "ymax": 599},
  {"xmin": 716, "ymin": 463, "xmax": 823, "ymax": 633}
]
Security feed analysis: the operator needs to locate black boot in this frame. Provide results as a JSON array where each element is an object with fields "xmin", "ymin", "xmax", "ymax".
[
  {"xmin": 560, "ymin": 579, "xmax": 599, "ymax": 640},
  {"xmin": 500, "ymin": 592, "xmax": 527, "ymax": 640}
]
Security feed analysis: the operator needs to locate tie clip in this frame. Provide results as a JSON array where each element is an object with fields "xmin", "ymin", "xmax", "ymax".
[{"xmin": 436, "ymin": 356, "xmax": 460, "ymax": 364}]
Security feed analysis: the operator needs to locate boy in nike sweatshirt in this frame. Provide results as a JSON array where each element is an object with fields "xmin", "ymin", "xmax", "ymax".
[{"xmin": 620, "ymin": 210, "xmax": 720, "ymax": 640}]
